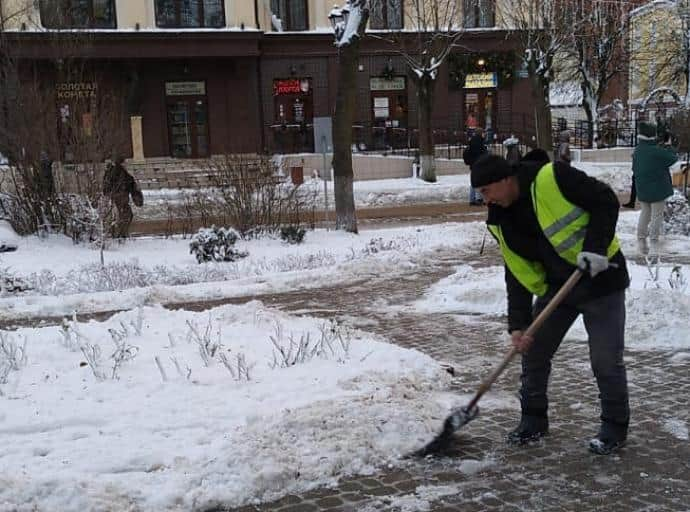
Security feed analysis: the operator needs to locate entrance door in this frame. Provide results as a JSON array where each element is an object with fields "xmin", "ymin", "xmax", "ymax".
[
  {"xmin": 464, "ymin": 89, "xmax": 496, "ymax": 135},
  {"xmin": 167, "ymin": 98, "xmax": 209, "ymax": 158}
]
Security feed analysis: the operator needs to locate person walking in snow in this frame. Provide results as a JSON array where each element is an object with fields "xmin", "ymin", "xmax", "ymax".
[
  {"xmin": 503, "ymin": 135, "xmax": 522, "ymax": 164},
  {"xmin": 103, "ymin": 155, "xmax": 143, "ymax": 239},
  {"xmin": 555, "ymin": 130, "xmax": 571, "ymax": 165},
  {"xmin": 632, "ymin": 122, "xmax": 678, "ymax": 256},
  {"xmin": 470, "ymin": 151, "xmax": 630, "ymax": 455}
]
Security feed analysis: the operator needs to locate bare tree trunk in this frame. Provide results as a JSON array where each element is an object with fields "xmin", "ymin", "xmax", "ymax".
[
  {"xmin": 331, "ymin": 2, "xmax": 369, "ymax": 234},
  {"xmin": 529, "ymin": 70, "xmax": 553, "ymax": 155},
  {"xmin": 416, "ymin": 73, "xmax": 437, "ymax": 182},
  {"xmin": 332, "ymin": 42, "xmax": 358, "ymax": 233},
  {"xmin": 581, "ymin": 83, "xmax": 595, "ymax": 148}
]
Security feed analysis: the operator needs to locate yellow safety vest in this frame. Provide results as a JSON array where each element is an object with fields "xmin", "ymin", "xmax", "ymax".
[{"xmin": 488, "ymin": 163, "xmax": 621, "ymax": 296}]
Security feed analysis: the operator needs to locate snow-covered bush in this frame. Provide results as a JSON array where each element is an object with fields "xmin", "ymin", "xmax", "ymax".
[
  {"xmin": 280, "ymin": 225, "xmax": 306, "ymax": 244},
  {"xmin": 61, "ymin": 312, "xmax": 140, "ymax": 381},
  {"xmin": 360, "ymin": 235, "xmax": 420, "ymax": 256},
  {"xmin": 61, "ymin": 194, "xmax": 109, "ymax": 245},
  {"xmin": 206, "ymin": 154, "xmax": 316, "ymax": 238},
  {"xmin": 0, "ymin": 331, "xmax": 28, "ymax": 395},
  {"xmin": 0, "ymin": 267, "xmax": 30, "ymax": 295},
  {"xmin": 185, "ymin": 317, "xmax": 221, "ymax": 367},
  {"xmin": 269, "ymin": 319, "xmax": 351, "ymax": 368},
  {"xmin": 219, "ymin": 351, "xmax": 252, "ymax": 381},
  {"xmin": 664, "ymin": 191, "xmax": 690, "ymax": 236},
  {"xmin": 26, "ymin": 251, "xmax": 341, "ymax": 296},
  {"xmin": 189, "ymin": 226, "xmax": 248, "ymax": 263}
]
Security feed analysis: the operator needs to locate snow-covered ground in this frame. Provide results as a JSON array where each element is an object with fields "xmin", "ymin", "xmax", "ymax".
[
  {"xmin": 1, "ymin": 164, "xmax": 688, "ymax": 512},
  {"xmin": 0, "ymin": 302, "xmax": 450, "ymax": 511}
]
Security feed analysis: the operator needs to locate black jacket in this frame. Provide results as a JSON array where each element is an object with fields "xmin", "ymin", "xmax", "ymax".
[
  {"xmin": 103, "ymin": 163, "xmax": 136, "ymax": 197},
  {"xmin": 464, "ymin": 133, "xmax": 487, "ymax": 166},
  {"xmin": 487, "ymin": 161, "xmax": 630, "ymax": 332}
]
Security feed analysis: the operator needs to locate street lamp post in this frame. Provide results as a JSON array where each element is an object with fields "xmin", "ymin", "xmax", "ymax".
[{"xmin": 327, "ymin": 1, "xmax": 367, "ymax": 233}]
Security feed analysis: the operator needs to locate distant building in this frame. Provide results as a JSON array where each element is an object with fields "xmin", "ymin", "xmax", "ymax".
[
  {"xmin": 1, "ymin": 1, "xmax": 553, "ymax": 163},
  {"xmin": 628, "ymin": 0, "xmax": 686, "ymax": 120}
]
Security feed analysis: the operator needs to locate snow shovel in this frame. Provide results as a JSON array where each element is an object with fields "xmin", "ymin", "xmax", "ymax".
[{"xmin": 414, "ymin": 268, "xmax": 584, "ymax": 457}]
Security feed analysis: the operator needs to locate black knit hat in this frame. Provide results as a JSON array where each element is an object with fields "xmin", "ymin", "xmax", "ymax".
[{"xmin": 470, "ymin": 154, "xmax": 515, "ymax": 188}]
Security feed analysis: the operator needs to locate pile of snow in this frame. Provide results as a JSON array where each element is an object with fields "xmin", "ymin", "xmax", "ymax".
[
  {"xmin": 0, "ymin": 302, "xmax": 448, "ymax": 511},
  {"xmin": 415, "ymin": 261, "xmax": 690, "ymax": 352},
  {"xmin": 664, "ymin": 191, "xmax": 690, "ymax": 236},
  {"xmin": 412, "ymin": 264, "xmax": 505, "ymax": 316},
  {"xmin": 575, "ymin": 162, "xmax": 632, "ymax": 193},
  {"xmin": 0, "ymin": 220, "xmax": 20, "ymax": 244}
]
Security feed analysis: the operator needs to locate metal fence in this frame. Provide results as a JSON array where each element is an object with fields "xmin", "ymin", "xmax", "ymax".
[
  {"xmin": 267, "ymin": 113, "xmax": 538, "ymax": 158},
  {"xmin": 267, "ymin": 112, "xmax": 687, "ymax": 155},
  {"xmin": 555, "ymin": 117, "xmax": 639, "ymax": 149}
]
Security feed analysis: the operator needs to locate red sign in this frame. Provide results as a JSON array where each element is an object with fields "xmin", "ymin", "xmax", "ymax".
[{"xmin": 273, "ymin": 79, "xmax": 302, "ymax": 96}]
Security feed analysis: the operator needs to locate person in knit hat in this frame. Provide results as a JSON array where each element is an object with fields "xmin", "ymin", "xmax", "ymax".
[
  {"xmin": 469, "ymin": 150, "xmax": 630, "ymax": 455},
  {"xmin": 632, "ymin": 122, "xmax": 678, "ymax": 256}
]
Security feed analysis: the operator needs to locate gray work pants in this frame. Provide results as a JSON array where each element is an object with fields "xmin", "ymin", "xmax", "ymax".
[
  {"xmin": 519, "ymin": 290, "xmax": 630, "ymax": 429},
  {"xmin": 637, "ymin": 200, "xmax": 666, "ymax": 243}
]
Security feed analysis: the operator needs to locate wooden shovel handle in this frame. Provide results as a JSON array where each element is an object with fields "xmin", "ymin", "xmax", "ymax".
[{"xmin": 465, "ymin": 269, "xmax": 583, "ymax": 411}]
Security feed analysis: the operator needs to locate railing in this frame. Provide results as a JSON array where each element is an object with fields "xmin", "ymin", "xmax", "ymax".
[
  {"xmin": 267, "ymin": 113, "xmax": 538, "ymax": 158},
  {"xmin": 552, "ymin": 115, "xmax": 687, "ymax": 149},
  {"xmin": 555, "ymin": 118, "xmax": 639, "ymax": 149}
]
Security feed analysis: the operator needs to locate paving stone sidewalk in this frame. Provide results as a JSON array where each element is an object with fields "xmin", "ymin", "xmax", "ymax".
[{"xmin": 210, "ymin": 246, "xmax": 690, "ymax": 512}]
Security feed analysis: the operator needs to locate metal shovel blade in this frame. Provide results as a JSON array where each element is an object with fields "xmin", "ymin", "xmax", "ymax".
[{"xmin": 412, "ymin": 405, "xmax": 479, "ymax": 457}]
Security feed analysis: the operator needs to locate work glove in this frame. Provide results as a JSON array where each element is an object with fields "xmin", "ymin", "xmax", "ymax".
[{"xmin": 576, "ymin": 251, "xmax": 609, "ymax": 278}]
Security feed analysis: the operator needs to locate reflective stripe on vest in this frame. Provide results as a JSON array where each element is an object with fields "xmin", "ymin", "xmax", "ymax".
[
  {"xmin": 488, "ymin": 163, "xmax": 621, "ymax": 296},
  {"xmin": 487, "ymin": 224, "xmax": 548, "ymax": 296},
  {"xmin": 531, "ymin": 163, "xmax": 621, "ymax": 264}
]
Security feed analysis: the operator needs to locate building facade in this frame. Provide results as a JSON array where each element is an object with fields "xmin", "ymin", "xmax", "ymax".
[
  {"xmin": 2, "ymin": 0, "xmax": 541, "ymax": 163},
  {"xmin": 628, "ymin": 0, "xmax": 686, "ymax": 116}
]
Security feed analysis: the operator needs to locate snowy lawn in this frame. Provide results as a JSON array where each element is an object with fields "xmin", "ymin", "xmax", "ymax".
[
  {"xmin": 0, "ymin": 301, "xmax": 450, "ymax": 511},
  {"xmin": 0, "ymin": 221, "xmax": 485, "ymax": 322}
]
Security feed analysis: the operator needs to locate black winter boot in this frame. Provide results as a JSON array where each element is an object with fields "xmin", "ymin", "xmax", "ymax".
[
  {"xmin": 507, "ymin": 414, "xmax": 549, "ymax": 445},
  {"xmin": 588, "ymin": 421, "xmax": 627, "ymax": 455}
]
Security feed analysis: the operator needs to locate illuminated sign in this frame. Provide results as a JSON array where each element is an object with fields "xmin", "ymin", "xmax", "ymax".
[
  {"xmin": 273, "ymin": 79, "xmax": 310, "ymax": 96},
  {"xmin": 464, "ymin": 72, "xmax": 498, "ymax": 89}
]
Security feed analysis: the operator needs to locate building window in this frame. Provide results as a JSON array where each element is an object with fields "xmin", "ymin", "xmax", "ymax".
[
  {"xmin": 369, "ymin": 0, "xmax": 403, "ymax": 30},
  {"xmin": 270, "ymin": 0, "xmax": 308, "ymax": 31},
  {"xmin": 155, "ymin": 0, "xmax": 225, "ymax": 28},
  {"xmin": 40, "ymin": 0, "xmax": 116, "ymax": 29},
  {"xmin": 463, "ymin": 0, "xmax": 495, "ymax": 28}
]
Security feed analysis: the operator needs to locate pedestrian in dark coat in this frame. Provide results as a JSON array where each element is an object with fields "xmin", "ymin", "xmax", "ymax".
[
  {"xmin": 464, "ymin": 127, "xmax": 487, "ymax": 205},
  {"xmin": 38, "ymin": 151, "xmax": 55, "ymax": 198},
  {"xmin": 503, "ymin": 135, "xmax": 522, "ymax": 163},
  {"xmin": 632, "ymin": 122, "xmax": 678, "ymax": 255},
  {"xmin": 470, "ymin": 152, "xmax": 630, "ymax": 455},
  {"xmin": 103, "ymin": 156, "xmax": 142, "ymax": 238}
]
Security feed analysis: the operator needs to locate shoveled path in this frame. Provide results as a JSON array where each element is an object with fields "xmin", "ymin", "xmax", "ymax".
[{"xmin": 204, "ymin": 246, "xmax": 690, "ymax": 512}]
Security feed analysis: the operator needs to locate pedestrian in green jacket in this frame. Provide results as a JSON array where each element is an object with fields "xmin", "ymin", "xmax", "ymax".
[{"xmin": 632, "ymin": 122, "xmax": 678, "ymax": 255}]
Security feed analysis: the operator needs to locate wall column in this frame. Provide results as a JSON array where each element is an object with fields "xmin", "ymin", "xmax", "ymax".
[{"xmin": 130, "ymin": 115, "xmax": 144, "ymax": 161}]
